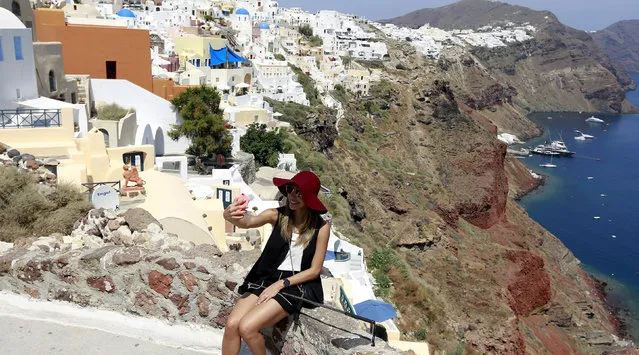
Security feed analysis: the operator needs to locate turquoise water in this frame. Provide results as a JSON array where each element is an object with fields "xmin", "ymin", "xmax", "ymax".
[{"xmin": 518, "ymin": 73, "xmax": 639, "ymax": 341}]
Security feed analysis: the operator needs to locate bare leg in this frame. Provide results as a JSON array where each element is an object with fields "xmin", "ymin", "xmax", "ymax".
[
  {"xmin": 222, "ymin": 294, "xmax": 258, "ymax": 355},
  {"xmin": 238, "ymin": 299, "xmax": 289, "ymax": 355}
]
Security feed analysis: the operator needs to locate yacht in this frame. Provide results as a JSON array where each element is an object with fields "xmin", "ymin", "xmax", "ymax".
[
  {"xmin": 586, "ymin": 116, "xmax": 604, "ymax": 123},
  {"xmin": 532, "ymin": 140, "xmax": 575, "ymax": 156},
  {"xmin": 574, "ymin": 130, "xmax": 595, "ymax": 140}
]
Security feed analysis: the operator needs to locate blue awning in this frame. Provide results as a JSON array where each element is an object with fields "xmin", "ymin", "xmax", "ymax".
[{"xmin": 209, "ymin": 45, "xmax": 248, "ymax": 67}]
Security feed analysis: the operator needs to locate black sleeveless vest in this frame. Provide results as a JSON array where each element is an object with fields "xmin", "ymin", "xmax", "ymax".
[{"xmin": 238, "ymin": 207, "xmax": 325, "ymax": 307}]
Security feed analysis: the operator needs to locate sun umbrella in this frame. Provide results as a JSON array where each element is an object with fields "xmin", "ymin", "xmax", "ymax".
[{"xmin": 353, "ymin": 299, "xmax": 397, "ymax": 322}]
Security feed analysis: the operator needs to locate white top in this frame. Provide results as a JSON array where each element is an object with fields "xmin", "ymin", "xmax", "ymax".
[{"xmin": 277, "ymin": 233, "xmax": 304, "ymax": 272}]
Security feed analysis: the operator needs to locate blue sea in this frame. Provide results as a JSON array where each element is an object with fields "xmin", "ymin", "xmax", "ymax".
[{"xmin": 518, "ymin": 72, "xmax": 639, "ymax": 341}]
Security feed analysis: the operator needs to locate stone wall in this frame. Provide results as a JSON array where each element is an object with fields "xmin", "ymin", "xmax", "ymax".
[{"xmin": 0, "ymin": 208, "xmax": 403, "ymax": 354}]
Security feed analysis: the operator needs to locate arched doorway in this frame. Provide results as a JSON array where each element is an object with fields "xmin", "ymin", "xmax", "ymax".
[
  {"xmin": 49, "ymin": 70, "xmax": 57, "ymax": 93},
  {"xmin": 154, "ymin": 127, "xmax": 165, "ymax": 156}
]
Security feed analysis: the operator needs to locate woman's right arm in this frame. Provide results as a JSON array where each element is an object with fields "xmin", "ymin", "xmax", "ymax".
[{"xmin": 223, "ymin": 199, "xmax": 278, "ymax": 229}]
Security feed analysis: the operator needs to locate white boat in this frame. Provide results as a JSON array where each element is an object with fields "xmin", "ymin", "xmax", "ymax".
[
  {"xmin": 574, "ymin": 130, "xmax": 595, "ymax": 140},
  {"xmin": 539, "ymin": 163, "xmax": 557, "ymax": 168},
  {"xmin": 587, "ymin": 176, "xmax": 594, "ymax": 180},
  {"xmin": 593, "ymin": 216, "xmax": 600, "ymax": 220},
  {"xmin": 586, "ymin": 116, "xmax": 604, "ymax": 123}
]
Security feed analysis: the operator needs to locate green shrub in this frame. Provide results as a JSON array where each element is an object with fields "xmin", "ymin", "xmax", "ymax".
[
  {"xmin": 415, "ymin": 328, "xmax": 428, "ymax": 340},
  {"xmin": 97, "ymin": 103, "xmax": 134, "ymax": 121},
  {"xmin": 298, "ymin": 24, "xmax": 313, "ymax": 37},
  {"xmin": 0, "ymin": 166, "xmax": 92, "ymax": 243},
  {"xmin": 274, "ymin": 53, "xmax": 285, "ymax": 61},
  {"xmin": 240, "ymin": 123, "xmax": 286, "ymax": 167}
]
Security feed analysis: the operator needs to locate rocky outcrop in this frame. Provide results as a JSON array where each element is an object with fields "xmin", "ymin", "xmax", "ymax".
[
  {"xmin": 505, "ymin": 250, "xmax": 552, "ymax": 316},
  {"xmin": 293, "ymin": 106, "xmax": 338, "ymax": 153}
]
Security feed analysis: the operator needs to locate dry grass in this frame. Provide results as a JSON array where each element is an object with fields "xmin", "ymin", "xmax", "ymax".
[
  {"xmin": 0, "ymin": 167, "xmax": 92, "ymax": 242},
  {"xmin": 97, "ymin": 103, "xmax": 134, "ymax": 121}
]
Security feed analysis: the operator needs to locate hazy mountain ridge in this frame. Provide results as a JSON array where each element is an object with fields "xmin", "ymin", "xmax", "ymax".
[
  {"xmin": 379, "ymin": 0, "xmax": 636, "ymax": 139},
  {"xmin": 379, "ymin": 0, "xmax": 556, "ymax": 30},
  {"xmin": 591, "ymin": 20, "xmax": 639, "ymax": 72}
]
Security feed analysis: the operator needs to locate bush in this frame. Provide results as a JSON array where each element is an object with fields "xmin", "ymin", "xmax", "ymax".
[
  {"xmin": 97, "ymin": 103, "xmax": 134, "ymax": 121},
  {"xmin": 274, "ymin": 53, "xmax": 285, "ymax": 61},
  {"xmin": 0, "ymin": 167, "xmax": 92, "ymax": 242},
  {"xmin": 306, "ymin": 35, "xmax": 323, "ymax": 47},
  {"xmin": 240, "ymin": 123, "xmax": 286, "ymax": 167},
  {"xmin": 298, "ymin": 24, "xmax": 313, "ymax": 37}
]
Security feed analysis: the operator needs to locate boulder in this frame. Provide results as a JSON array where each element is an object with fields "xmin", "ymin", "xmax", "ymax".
[
  {"xmin": 122, "ymin": 208, "xmax": 162, "ymax": 232},
  {"xmin": 7, "ymin": 148, "xmax": 20, "ymax": 158},
  {"xmin": 0, "ymin": 142, "xmax": 9, "ymax": 154},
  {"xmin": 20, "ymin": 153, "xmax": 35, "ymax": 161}
]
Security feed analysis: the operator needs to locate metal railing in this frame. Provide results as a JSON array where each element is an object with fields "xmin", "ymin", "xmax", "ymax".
[
  {"xmin": 81, "ymin": 181, "xmax": 121, "ymax": 201},
  {"xmin": 0, "ymin": 109, "xmax": 62, "ymax": 129}
]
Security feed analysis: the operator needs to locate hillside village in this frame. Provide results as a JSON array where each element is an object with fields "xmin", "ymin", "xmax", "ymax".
[{"xmin": 2, "ymin": 0, "xmax": 634, "ymax": 353}]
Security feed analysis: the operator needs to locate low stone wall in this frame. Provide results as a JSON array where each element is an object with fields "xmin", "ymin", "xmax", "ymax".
[{"xmin": 0, "ymin": 208, "xmax": 403, "ymax": 354}]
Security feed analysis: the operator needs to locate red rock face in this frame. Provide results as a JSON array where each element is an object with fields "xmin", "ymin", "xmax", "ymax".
[{"xmin": 505, "ymin": 250, "xmax": 552, "ymax": 316}]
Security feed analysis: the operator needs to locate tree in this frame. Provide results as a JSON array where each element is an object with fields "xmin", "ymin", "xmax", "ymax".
[
  {"xmin": 240, "ymin": 123, "xmax": 286, "ymax": 167},
  {"xmin": 298, "ymin": 24, "xmax": 313, "ymax": 37},
  {"xmin": 169, "ymin": 86, "xmax": 232, "ymax": 158}
]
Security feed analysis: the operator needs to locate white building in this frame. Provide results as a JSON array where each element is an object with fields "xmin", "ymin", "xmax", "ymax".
[
  {"xmin": 0, "ymin": 8, "xmax": 38, "ymax": 109},
  {"xmin": 91, "ymin": 79, "xmax": 189, "ymax": 156}
]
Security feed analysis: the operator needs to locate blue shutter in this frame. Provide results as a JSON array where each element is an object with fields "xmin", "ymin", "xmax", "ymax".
[
  {"xmin": 0, "ymin": 37, "xmax": 3, "ymax": 62},
  {"xmin": 13, "ymin": 36, "xmax": 23, "ymax": 60}
]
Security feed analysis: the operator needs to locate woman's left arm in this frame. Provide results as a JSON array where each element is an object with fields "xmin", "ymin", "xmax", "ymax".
[{"xmin": 256, "ymin": 222, "xmax": 330, "ymax": 305}]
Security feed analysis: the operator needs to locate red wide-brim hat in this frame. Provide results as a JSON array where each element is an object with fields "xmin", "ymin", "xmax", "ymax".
[{"xmin": 273, "ymin": 170, "xmax": 327, "ymax": 214}]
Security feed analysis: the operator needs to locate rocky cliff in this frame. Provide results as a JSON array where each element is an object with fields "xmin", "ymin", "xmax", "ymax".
[
  {"xmin": 381, "ymin": 0, "xmax": 637, "ymax": 139},
  {"xmin": 278, "ymin": 26, "xmax": 637, "ymax": 350},
  {"xmin": 592, "ymin": 20, "xmax": 639, "ymax": 72}
]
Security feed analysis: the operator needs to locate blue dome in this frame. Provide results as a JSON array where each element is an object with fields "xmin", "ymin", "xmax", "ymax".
[
  {"xmin": 235, "ymin": 8, "xmax": 249, "ymax": 15},
  {"xmin": 117, "ymin": 8, "xmax": 136, "ymax": 18},
  {"xmin": 258, "ymin": 22, "xmax": 269, "ymax": 29}
]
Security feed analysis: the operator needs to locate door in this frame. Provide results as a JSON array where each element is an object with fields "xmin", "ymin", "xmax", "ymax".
[{"xmin": 106, "ymin": 61, "xmax": 117, "ymax": 79}]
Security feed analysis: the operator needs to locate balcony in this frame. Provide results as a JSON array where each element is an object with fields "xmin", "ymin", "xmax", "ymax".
[{"xmin": 0, "ymin": 109, "xmax": 62, "ymax": 129}]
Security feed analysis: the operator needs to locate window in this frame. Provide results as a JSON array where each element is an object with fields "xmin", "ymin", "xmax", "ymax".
[
  {"xmin": 106, "ymin": 61, "xmax": 116, "ymax": 79},
  {"xmin": 195, "ymin": 58, "xmax": 200, "ymax": 67},
  {"xmin": 48, "ymin": 70, "xmax": 57, "ymax": 92},
  {"xmin": 71, "ymin": 92, "xmax": 77, "ymax": 104},
  {"xmin": 13, "ymin": 36, "xmax": 23, "ymax": 60},
  {"xmin": 11, "ymin": 0, "xmax": 21, "ymax": 16},
  {"xmin": 0, "ymin": 38, "xmax": 3, "ymax": 62}
]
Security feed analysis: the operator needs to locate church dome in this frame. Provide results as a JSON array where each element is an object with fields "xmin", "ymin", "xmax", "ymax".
[
  {"xmin": 117, "ymin": 8, "xmax": 137, "ymax": 18},
  {"xmin": 235, "ymin": 8, "xmax": 249, "ymax": 15}
]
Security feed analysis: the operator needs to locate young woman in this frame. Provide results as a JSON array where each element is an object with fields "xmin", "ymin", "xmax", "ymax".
[{"xmin": 221, "ymin": 170, "xmax": 331, "ymax": 355}]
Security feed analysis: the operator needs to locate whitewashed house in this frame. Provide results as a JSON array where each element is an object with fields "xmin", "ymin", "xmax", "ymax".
[{"xmin": 0, "ymin": 8, "xmax": 38, "ymax": 109}]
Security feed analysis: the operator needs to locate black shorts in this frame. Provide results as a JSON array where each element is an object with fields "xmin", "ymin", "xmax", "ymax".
[{"xmin": 244, "ymin": 270, "xmax": 305, "ymax": 314}]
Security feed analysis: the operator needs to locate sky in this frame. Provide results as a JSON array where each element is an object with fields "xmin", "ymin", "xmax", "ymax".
[{"xmin": 277, "ymin": 0, "xmax": 639, "ymax": 31}]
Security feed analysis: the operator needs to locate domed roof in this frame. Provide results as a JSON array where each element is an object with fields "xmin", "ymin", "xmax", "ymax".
[
  {"xmin": 117, "ymin": 8, "xmax": 136, "ymax": 18},
  {"xmin": 235, "ymin": 8, "xmax": 249, "ymax": 15},
  {"xmin": 0, "ymin": 8, "xmax": 26, "ymax": 29},
  {"xmin": 258, "ymin": 22, "xmax": 269, "ymax": 29}
]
